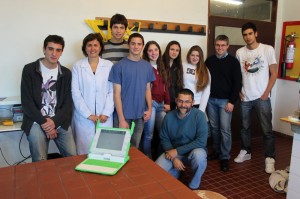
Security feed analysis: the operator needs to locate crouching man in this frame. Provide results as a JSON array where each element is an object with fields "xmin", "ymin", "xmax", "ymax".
[{"xmin": 156, "ymin": 88, "xmax": 208, "ymax": 190}]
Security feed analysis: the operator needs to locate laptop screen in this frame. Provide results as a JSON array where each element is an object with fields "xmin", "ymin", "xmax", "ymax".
[
  {"xmin": 89, "ymin": 126, "xmax": 131, "ymax": 156},
  {"xmin": 96, "ymin": 129, "xmax": 126, "ymax": 151}
]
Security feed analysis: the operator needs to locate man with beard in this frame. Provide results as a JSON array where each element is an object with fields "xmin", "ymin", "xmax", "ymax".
[{"xmin": 155, "ymin": 88, "xmax": 208, "ymax": 190}]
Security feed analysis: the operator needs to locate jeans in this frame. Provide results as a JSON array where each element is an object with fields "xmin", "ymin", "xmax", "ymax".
[
  {"xmin": 207, "ymin": 98, "xmax": 232, "ymax": 160},
  {"xmin": 240, "ymin": 98, "xmax": 275, "ymax": 158},
  {"xmin": 156, "ymin": 148, "xmax": 207, "ymax": 189},
  {"xmin": 112, "ymin": 109, "xmax": 119, "ymax": 128},
  {"xmin": 142, "ymin": 100, "xmax": 166, "ymax": 157},
  {"xmin": 114, "ymin": 117, "xmax": 145, "ymax": 148},
  {"xmin": 27, "ymin": 123, "xmax": 77, "ymax": 162}
]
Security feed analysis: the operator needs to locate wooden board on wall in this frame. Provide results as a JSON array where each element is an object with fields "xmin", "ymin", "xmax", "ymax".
[{"xmin": 95, "ymin": 17, "xmax": 206, "ymax": 35}]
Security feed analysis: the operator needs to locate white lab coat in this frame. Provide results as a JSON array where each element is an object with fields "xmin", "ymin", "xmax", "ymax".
[{"xmin": 71, "ymin": 57, "xmax": 114, "ymax": 155}]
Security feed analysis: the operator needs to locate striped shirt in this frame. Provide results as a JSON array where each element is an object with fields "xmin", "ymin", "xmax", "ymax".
[{"xmin": 102, "ymin": 40, "xmax": 129, "ymax": 64}]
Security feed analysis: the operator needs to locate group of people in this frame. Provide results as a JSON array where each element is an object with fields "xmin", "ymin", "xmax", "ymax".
[
  {"xmin": 20, "ymin": 13, "xmax": 277, "ymax": 190},
  {"xmin": 204, "ymin": 22, "xmax": 277, "ymax": 178}
]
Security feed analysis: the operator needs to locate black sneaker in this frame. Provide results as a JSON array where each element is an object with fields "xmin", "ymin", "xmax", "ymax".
[
  {"xmin": 220, "ymin": 159, "xmax": 229, "ymax": 172},
  {"xmin": 207, "ymin": 151, "xmax": 219, "ymax": 161}
]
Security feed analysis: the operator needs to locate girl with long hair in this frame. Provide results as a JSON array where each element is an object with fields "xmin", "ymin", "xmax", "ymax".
[
  {"xmin": 183, "ymin": 45, "xmax": 210, "ymax": 112},
  {"xmin": 162, "ymin": 41, "xmax": 184, "ymax": 110},
  {"xmin": 142, "ymin": 41, "xmax": 170, "ymax": 158}
]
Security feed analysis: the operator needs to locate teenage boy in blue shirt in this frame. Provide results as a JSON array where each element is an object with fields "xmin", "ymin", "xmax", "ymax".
[{"xmin": 108, "ymin": 33, "xmax": 155, "ymax": 148}]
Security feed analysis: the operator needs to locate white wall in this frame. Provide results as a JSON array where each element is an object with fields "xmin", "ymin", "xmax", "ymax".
[
  {"xmin": 1, "ymin": 0, "xmax": 299, "ymax": 167},
  {"xmin": 0, "ymin": 0, "xmax": 208, "ymax": 167},
  {"xmin": 273, "ymin": 0, "xmax": 300, "ymax": 136},
  {"xmin": 0, "ymin": 0, "xmax": 208, "ymax": 97}
]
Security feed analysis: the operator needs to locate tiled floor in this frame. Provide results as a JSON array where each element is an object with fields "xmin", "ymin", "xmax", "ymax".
[{"xmin": 180, "ymin": 133, "xmax": 292, "ymax": 199}]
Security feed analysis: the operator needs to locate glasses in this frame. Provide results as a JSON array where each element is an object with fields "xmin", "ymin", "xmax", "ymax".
[
  {"xmin": 177, "ymin": 99, "xmax": 193, "ymax": 104},
  {"xmin": 215, "ymin": 44, "xmax": 227, "ymax": 48}
]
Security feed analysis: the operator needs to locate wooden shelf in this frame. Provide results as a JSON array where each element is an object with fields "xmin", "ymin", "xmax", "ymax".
[
  {"xmin": 94, "ymin": 17, "xmax": 206, "ymax": 36},
  {"xmin": 278, "ymin": 76, "xmax": 298, "ymax": 81}
]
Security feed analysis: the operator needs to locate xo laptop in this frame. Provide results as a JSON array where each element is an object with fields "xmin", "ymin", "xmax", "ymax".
[{"xmin": 75, "ymin": 121, "xmax": 134, "ymax": 175}]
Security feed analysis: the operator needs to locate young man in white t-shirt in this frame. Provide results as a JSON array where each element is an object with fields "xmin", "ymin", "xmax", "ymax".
[
  {"xmin": 21, "ymin": 35, "xmax": 76, "ymax": 162},
  {"xmin": 234, "ymin": 22, "xmax": 278, "ymax": 174}
]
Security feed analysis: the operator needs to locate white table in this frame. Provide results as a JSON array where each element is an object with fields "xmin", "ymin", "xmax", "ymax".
[
  {"xmin": 280, "ymin": 117, "xmax": 300, "ymax": 199},
  {"xmin": 0, "ymin": 122, "xmax": 22, "ymax": 133}
]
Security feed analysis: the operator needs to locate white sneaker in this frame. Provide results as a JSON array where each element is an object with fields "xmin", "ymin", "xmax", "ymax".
[
  {"xmin": 234, "ymin": 149, "xmax": 251, "ymax": 163},
  {"xmin": 265, "ymin": 157, "xmax": 275, "ymax": 174}
]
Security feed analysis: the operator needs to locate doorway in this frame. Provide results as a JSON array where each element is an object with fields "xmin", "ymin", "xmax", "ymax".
[{"xmin": 207, "ymin": 1, "xmax": 278, "ymax": 140}]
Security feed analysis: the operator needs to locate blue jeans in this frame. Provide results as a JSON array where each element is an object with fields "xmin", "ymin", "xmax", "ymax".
[
  {"xmin": 207, "ymin": 98, "xmax": 232, "ymax": 160},
  {"xmin": 27, "ymin": 123, "xmax": 77, "ymax": 162},
  {"xmin": 114, "ymin": 117, "xmax": 145, "ymax": 148},
  {"xmin": 142, "ymin": 100, "xmax": 166, "ymax": 157},
  {"xmin": 112, "ymin": 110, "xmax": 118, "ymax": 128},
  {"xmin": 155, "ymin": 148, "xmax": 207, "ymax": 189},
  {"xmin": 240, "ymin": 98, "xmax": 275, "ymax": 158}
]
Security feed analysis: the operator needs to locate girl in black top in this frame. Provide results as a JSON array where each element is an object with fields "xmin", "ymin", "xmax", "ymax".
[{"xmin": 162, "ymin": 41, "xmax": 184, "ymax": 110}]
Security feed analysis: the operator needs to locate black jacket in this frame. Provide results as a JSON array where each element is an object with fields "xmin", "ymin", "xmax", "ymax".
[
  {"xmin": 21, "ymin": 58, "xmax": 73, "ymax": 135},
  {"xmin": 205, "ymin": 54, "xmax": 242, "ymax": 104}
]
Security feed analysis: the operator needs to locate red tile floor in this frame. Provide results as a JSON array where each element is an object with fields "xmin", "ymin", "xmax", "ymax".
[{"xmin": 181, "ymin": 133, "xmax": 292, "ymax": 199}]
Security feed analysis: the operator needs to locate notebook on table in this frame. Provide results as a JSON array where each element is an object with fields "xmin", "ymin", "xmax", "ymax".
[{"xmin": 75, "ymin": 121, "xmax": 134, "ymax": 175}]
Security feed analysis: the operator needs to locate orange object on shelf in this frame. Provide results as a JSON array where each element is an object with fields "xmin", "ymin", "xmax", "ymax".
[{"xmin": 1, "ymin": 120, "xmax": 14, "ymax": 126}]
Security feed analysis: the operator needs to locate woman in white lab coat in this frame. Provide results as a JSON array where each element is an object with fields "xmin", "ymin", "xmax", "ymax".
[{"xmin": 72, "ymin": 33, "xmax": 114, "ymax": 155}]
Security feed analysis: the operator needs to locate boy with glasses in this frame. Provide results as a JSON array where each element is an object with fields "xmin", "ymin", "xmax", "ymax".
[{"xmin": 205, "ymin": 34, "xmax": 242, "ymax": 172}]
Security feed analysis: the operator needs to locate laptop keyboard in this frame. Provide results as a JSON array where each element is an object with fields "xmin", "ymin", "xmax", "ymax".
[
  {"xmin": 76, "ymin": 159, "xmax": 123, "ymax": 174},
  {"xmin": 78, "ymin": 164, "xmax": 118, "ymax": 174},
  {"xmin": 84, "ymin": 159, "xmax": 123, "ymax": 168}
]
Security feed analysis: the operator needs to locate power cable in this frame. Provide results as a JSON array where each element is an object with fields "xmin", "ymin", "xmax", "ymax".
[
  {"xmin": 0, "ymin": 147, "xmax": 12, "ymax": 166},
  {"xmin": 0, "ymin": 131, "xmax": 31, "ymax": 167},
  {"xmin": 16, "ymin": 131, "xmax": 31, "ymax": 165}
]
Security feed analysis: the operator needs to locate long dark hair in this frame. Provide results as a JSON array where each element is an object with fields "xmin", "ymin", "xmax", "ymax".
[
  {"xmin": 143, "ymin": 41, "xmax": 168, "ymax": 83},
  {"xmin": 186, "ymin": 45, "xmax": 209, "ymax": 92},
  {"xmin": 162, "ymin": 41, "xmax": 183, "ymax": 89}
]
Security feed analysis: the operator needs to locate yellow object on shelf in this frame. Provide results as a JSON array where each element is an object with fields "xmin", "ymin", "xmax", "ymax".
[{"xmin": 1, "ymin": 120, "xmax": 14, "ymax": 126}]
